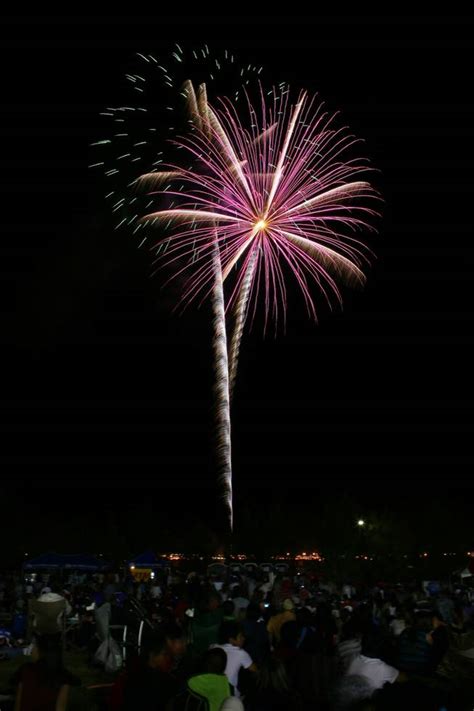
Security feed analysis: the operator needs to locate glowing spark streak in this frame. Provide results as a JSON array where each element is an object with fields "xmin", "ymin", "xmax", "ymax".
[
  {"xmin": 228, "ymin": 247, "xmax": 258, "ymax": 399},
  {"xmin": 211, "ymin": 244, "xmax": 233, "ymax": 529},
  {"xmin": 264, "ymin": 92, "xmax": 306, "ymax": 218}
]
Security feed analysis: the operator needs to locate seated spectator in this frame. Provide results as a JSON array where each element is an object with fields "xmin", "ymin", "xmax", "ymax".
[
  {"xmin": 123, "ymin": 632, "xmax": 180, "ymax": 711},
  {"xmin": 398, "ymin": 611, "xmax": 433, "ymax": 674},
  {"xmin": 389, "ymin": 608, "xmax": 407, "ymax": 638},
  {"xmin": 162, "ymin": 621, "xmax": 188, "ymax": 667},
  {"xmin": 242, "ymin": 603, "xmax": 270, "ymax": 666},
  {"xmin": 295, "ymin": 606, "xmax": 319, "ymax": 654},
  {"xmin": 274, "ymin": 620, "xmax": 300, "ymax": 664},
  {"xmin": 162, "ymin": 620, "xmax": 195, "ymax": 687},
  {"xmin": 337, "ymin": 620, "xmax": 363, "ymax": 673},
  {"xmin": 346, "ymin": 652, "xmax": 400, "ymax": 694},
  {"xmin": 28, "ymin": 582, "xmax": 71, "ymax": 637},
  {"xmin": 222, "ymin": 600, "xmax": 236, "ymax": 622},
  {"xmin": 191, "ymin": 593, "xmax": 223, "ymax": 656},
  {"xmin": 436, "ymin": 590, "xmax": 455, "ymax": 626},
  {"xmin": 231, "ymin": 587, "xmax": 249, "ymax": 621},
  {"xmin": 213, "ymin": 621, "xmax": 257, "ymax": 698},
  {"xmin": 266, "ymin": 599, "xmax": 296, "ymax": 647},
  {"xmin": 437, "ymin": 612, "xmax": 474, "ymax": 682},
  {"xmin": 276, "ymin": 619, "xmax": 329, "ymax": 708},
  {"xmin": 13, "ymin": 633, "xmax": 81, "ymax": 711},
  {"xmin": 426, "ymin": 611, "xmax": 449, "ymax": 670},
  {"xmin": 185, "ymin": 648, "xmax": 232, "ymax": 711}
]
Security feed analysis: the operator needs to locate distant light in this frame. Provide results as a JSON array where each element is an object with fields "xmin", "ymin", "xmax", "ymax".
[{"xmin": 357, "ymin": 519, "xmax": 365, "ymax": 527}]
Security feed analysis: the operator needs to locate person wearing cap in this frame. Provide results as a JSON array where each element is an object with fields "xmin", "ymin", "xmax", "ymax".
[{"xmin": 266, "ymin": 599, "xmax": 296, "ymax": 647}]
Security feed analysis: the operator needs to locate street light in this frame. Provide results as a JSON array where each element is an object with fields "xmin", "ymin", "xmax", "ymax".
[{"xmin": 357, "ymin": 519, "xmax": 365, "ymax": 527}]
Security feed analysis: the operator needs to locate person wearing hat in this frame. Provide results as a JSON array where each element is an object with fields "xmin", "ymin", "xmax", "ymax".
[{"xmin": 267, "ymin": 599, "xmax": 296, "ymax": 647}]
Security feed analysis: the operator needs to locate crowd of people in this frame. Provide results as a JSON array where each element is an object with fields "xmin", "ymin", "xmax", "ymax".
[{"xmin": 0, "ymin": 565, "xmax": 473, "ymax": 710}]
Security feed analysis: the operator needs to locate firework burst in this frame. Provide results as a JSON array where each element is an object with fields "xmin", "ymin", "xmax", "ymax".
[
  {"xmin": 136, "ymin": 84, "xmax": 380, "ymax": 528},
  {"xmin": 93, "ymin": 48, "xmax": 380, "ymax": 532},
  {"xmin": 139, "ymin": 86, "xmax": 379, "ymax": 374}
]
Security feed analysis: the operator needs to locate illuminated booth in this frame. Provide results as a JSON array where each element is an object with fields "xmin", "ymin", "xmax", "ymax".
[{"xmin": 128, "ymin": 550, "xmax": 165, "ymax": 582}]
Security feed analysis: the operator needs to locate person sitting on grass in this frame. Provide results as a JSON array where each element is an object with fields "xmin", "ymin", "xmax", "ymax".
[
  {"xmin": 170, "ymin": 649, "xmax": 231, "ymax": 710},
  {"xmin": 13, "ymin": 633, "xmax": 81, "ymax": 711},
  {"xmin": 123, "ymin": 632, "xmax": 180, "ymax": 711}
]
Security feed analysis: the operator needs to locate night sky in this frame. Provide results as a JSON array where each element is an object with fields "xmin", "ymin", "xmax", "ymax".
[{"xmin": 1, "ymin": 15, "xmax": 474, "ymax": 552}]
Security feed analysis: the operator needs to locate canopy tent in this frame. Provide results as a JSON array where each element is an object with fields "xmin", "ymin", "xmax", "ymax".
[
  {"xmin": 127, "ymin": 550, "xmax": 165, "ymax": 569},
  {"xmin": 24, "ymin": 553, "xmax": 109, "ymax": 571}
]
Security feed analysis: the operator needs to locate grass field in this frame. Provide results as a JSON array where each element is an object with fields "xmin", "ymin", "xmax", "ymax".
[{"xmin": 0, "ymin": 649, "xmax": 114, "ymax": 694}]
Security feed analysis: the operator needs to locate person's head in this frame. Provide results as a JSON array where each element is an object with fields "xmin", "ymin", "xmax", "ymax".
[
  {"xmin": 162, "ymin": 621, "xmax": 187, "ymax": 659},
  {"xmin": 218, "ymin": 621, "xmax": 244, "ymax": 647},
  {"xmin": 257, "ymin": 656, "xmax": 290, "ymax": 694},
  {"xmin": 432, "ymin": 611, "xmax": 445, "ymax": 628},
  {"xmin": 282, "ymin": 598, "xmax": 294, "ymax": 612},
  {"xmin": 202, "ymin": 647, "xmax": 227, "ymax": 675},
  {"xmin": 414, "ymin": 610, "xmax": 432, "ymax": 631}
]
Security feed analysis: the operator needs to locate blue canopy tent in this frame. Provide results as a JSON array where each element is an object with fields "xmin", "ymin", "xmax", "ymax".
[
  {"xmin": 24, "ymin": 553, "xmax": 109, "ymax": 572},
  {"xmin": 63, "ymin": 554, "xmax": 109, "ymax": 571},
  {"xmin": 23, "ymin": 553, "xmax": 65, "ymax": 570},
  {"xmin": 127, "ymin": 550, "xmax": 165, "ymax": 569}
]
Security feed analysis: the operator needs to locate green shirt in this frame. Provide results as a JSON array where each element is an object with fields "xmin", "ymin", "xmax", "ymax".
[{"xmin": 188, "ymin": 673, "xmax": 231, "ymax": 711}]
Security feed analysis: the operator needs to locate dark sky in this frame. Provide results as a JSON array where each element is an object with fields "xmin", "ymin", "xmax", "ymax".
[{"xmin": 1, "ymin": 15, "xmax": 474, "ymax": 542}]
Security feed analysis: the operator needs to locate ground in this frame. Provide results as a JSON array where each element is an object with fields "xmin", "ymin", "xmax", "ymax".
[{"xmin": 0, "ymin": 649, "xmax": 114, "ymax": 694}]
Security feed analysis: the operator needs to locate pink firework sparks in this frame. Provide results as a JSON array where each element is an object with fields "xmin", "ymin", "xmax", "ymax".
[
  {"xmin": 137, "ymin": 83, "xmax": 380, "ymax": 531},
  {"xmin": 139, "ymin": 86, "xmax": 380, "ymax": 332}
]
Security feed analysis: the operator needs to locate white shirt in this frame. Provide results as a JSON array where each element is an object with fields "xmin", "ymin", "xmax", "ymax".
[
  {"xmin": 213, "ymin": 643, "xmax": 253, "ymax": 697},
  {"xmin": 347, "ymin": 654, "xmax": 398, "ymax": 691}
]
